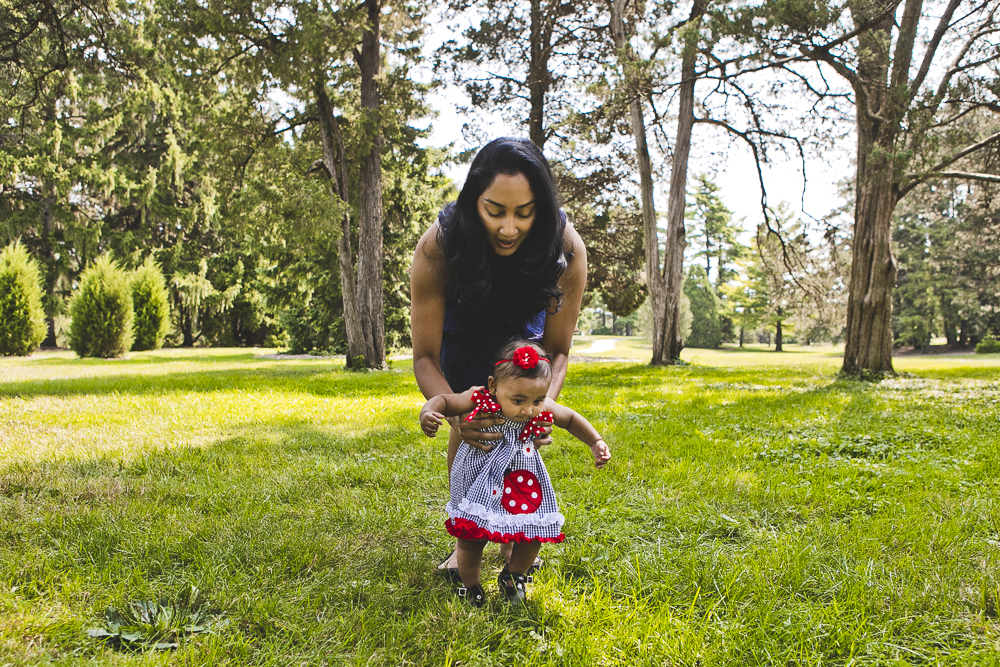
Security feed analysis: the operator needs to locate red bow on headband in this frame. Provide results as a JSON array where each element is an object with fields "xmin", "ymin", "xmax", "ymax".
[
  {"xmin": 495, "ymin": 346, "xmax": 550, "ymax": 369},
  {"xmin": 519, "ymin": 411, "xmax": 554, "ymax": 442},
  {"xmin": 465, "ymin": 388, "xmax": 501, "ymax": 421}
]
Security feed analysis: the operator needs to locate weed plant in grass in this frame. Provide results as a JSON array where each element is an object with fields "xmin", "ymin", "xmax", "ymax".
[{"xmin": 0, "ymin": 348, "xmax": 998, "ymax": 665}]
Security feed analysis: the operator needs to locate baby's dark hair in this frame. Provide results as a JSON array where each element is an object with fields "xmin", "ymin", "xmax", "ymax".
[{"xmin": 493, "ymin": 340, "xmax": 552, "ymax": 385}]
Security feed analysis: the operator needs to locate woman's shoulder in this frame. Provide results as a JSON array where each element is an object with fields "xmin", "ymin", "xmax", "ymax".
[
  {"xmin": 412, "ymin": 221, "xmax": 450, "ymax": 285},
  {"xmin": 561, "ymin": 221, "xmax": 586, "ymax": 261}
]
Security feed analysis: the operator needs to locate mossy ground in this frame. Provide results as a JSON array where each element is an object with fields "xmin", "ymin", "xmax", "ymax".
[{"xmin": 1, "ymin": 342, "xmax": 998, "ymax": 665}]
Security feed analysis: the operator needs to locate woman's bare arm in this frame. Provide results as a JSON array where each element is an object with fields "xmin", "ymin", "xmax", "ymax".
[
  {"xmin": 410, "ymin": 224, "xmax": 453, "ymax": 400},
  {"xmin": 410, "ymin": 224, "xmax": 502, "ymax": 447},
  {"xmin": 541, "ymin": 224, "xmax": 587, "ymax": 401}
]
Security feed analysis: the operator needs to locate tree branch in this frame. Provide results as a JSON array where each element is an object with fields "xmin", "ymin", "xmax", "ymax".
[
  {"xmin": 907, "ymin": 0, "xmax": 962, "ymax": 99},
  {"xmin": 900, "ymin": 130, "xmax": 1000, "ymax": 195},
  {"xmin": 934, "ymin": 171, "xmax": 1000, "ymax": 183}
]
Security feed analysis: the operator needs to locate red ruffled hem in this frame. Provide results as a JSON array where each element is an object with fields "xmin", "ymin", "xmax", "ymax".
[{"xmin": 445, "ymin": 517, "xmax": 565, "ymax": 544}]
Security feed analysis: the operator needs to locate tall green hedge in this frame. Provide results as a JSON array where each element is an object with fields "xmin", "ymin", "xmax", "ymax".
[
  {"xmin": 69, "ymin": 256, "xmax": 134, "ymax": 358},
  {"xmin": 130, "ymin": 257, "xmax": 171, "ymax": 351},
  {"xmin": 0, "ymin": 242, "xmax": 47, "ymax": 356}
]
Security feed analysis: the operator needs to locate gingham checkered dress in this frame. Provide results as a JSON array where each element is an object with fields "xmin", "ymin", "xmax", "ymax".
[{"xmin": 446, "ymin": 417, "xmax": 565, "ymax": 543}]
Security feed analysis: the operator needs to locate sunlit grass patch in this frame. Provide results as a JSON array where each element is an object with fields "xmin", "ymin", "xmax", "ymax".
[{"xmin": 1, "ymin": 349, "xmax": 999, "ymax": 664}]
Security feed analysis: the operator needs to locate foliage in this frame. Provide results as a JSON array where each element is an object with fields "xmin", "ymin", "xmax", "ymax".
[
  {"xmin": 130, "ymin": 257, "xmax": 171, "ymax": 351},
  {"xmin": 68, "ymin": 255, "xmax": 134, "ymax": 358},
  {"xmin": 893, "ymin": 170, "xmax": 1000, "ymax": 348},
  {"xmin": 976, "ymin": 338, "xmax": 1000, "ymax": 354},
  {"xmin": 2, "ymin": 350, "xmax": 1000, "ymax": 663},
  {"xmin": 86, "ymin": 588, "xmax": 226, "ymax": 651},
  {"xmin": 683, "ymin": 264, "xmax": 722, "ymax": 349},
  {"xmin": 686, "ymin": 175, "xmax": 745, "ymax": 287},
  {"xmin": 0, "ymin": 242, "xmax": 47, "ymax": 356}
]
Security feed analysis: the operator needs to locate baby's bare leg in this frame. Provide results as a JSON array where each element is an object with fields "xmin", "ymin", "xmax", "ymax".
[
  {"xmin": 456, "ymin": 538, "xmax": 487, "ymax": 586},
  {"xmin": 505, "ymin": 541, "xmax": 541, "ymax": 576}
]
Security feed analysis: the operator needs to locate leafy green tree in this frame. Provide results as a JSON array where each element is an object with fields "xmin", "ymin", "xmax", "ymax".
[
  {"xmin": 686, "ymin": 175, "xmax": 744, "ymax": 287},
  {"xmin": 130, "ymin": 257, "xmax": 171, "ymax": 351},
  {"xmin": 722, "ymin": 262, "xmax": 768, "ymax": 347},
  {"xmin": 683, "ymin": 264, "xmax": 721, "ymax": 349},
  {"xmin": 171, "ymin": 259, "xmax": 239, "ymax": 348},
  {"xmin": 893, "ymin": 167, "xmax": 1000, "ymax": 348},
  {"xmin": 0, "ymin": 242, "xmax": 47, "ymax": 355},
  {"xmin": 69, "ymin": 256, "xmax": 134, "ymax": 358}
]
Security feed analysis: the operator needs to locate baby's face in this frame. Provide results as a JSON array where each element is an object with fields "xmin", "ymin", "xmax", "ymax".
[{"xmin": 488, "ymin": 375, "xmax": 550, "ymax": 422}]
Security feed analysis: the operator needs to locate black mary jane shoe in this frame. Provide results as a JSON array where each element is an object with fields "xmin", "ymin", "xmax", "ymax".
[
  {"xmin": 437, "ymin": 550, "xmax": 461, "ymax": 583},
  {"xmin": 497, "ymin": 566, "xmax": 532, "ymax": 605},
  {"xmin": 456, "ymin": 583, "xmax": 486, "ymax": 608}
]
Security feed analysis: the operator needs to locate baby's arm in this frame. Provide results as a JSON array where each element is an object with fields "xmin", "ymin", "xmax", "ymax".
[
  {"xmin": 549, "ymin": 404, "xmax": 611, "ymax": 469},
  {"xmin": 419, "ymin": 388, "xmax": 478, "ymax": 437}
]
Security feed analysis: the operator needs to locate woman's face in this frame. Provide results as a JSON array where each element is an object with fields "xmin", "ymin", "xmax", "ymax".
[{"xmin": 477, "ymin": 172, "xmax": 536, "ymax": 256}]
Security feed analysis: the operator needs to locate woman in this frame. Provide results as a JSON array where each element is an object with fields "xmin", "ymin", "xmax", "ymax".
[{"xmin": 410, "ymin": 137, "xmax": 587, "ymax": 578}]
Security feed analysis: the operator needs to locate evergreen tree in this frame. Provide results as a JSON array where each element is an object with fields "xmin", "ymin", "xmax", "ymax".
[
  {"xmin": 69, "ymin": 256, "xmax": 134, "ymax": 358},
  {"xmin": 130, "ymin": 257, "xmax": 171, "ymax": 351},
  {"xmin": 0, "ymin": 242, "xmax": 47, "ymax": 356},
  {"xmin": 683, "ymin": 264, "xmax": 722, "ymax": 349}
]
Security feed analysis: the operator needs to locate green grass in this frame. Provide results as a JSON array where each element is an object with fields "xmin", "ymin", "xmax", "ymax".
[{"xmin": 1, "ymin": 346, "xmax": 999, "ymax": 665}]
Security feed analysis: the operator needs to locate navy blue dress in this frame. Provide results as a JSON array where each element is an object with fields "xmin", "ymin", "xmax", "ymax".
[{"xmin": 438, "ymin": 205, "xmax": 550, "ymax": 392}]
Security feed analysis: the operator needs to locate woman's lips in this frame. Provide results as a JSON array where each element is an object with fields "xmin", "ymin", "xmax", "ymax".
[{"xmin": 497, "ymin": 238, "xmax": 517, "ymax": 248}]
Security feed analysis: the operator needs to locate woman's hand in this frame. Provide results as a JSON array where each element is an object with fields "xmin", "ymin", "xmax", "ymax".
[{"xmin": 453, "ymin": 413, "xmax": 504, "ymax": 451}]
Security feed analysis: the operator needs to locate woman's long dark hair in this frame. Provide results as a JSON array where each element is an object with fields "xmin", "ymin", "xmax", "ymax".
[{"xmin": 438, "ymin": 137, "xmax": 568, "ymax": 318}]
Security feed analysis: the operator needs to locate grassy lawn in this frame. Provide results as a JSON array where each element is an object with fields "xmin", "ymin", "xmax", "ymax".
[{"xmin": 1, "ymin": 345, "xmax": 999, "ymax": 665}]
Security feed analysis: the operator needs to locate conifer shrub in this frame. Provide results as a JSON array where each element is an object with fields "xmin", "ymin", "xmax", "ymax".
[
  {"xmin": 976, "ymin": 338, "xmax": 1000, "ymax": 354},
  {"xmin": 69, "ymin": 256, "xmax": 134, "ymax": 358},
  {"xmin": 130, "ymin": 257, "xmax": 171, "ymax": 351},
  {"xmin": 0, "ymin": 242, "xmax": 47, "ymax": 356}
]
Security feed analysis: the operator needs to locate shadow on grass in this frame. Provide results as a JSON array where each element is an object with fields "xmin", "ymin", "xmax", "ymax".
[
  {"xmin": 0, "ymin": 365, "xmax": 416, "ymax": 399},
  {"xmin": 21, "ymin": 351, "xmax": 274, "ymax": 366}
]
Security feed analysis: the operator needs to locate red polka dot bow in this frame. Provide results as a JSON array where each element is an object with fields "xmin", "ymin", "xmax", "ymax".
[
  {"xmin": 519, "ymin": 411, "xmax": 554, "ymax": 442},
  {"xmin": 465, "ymin": 388, "xmax": 501, "ymax": 421}
]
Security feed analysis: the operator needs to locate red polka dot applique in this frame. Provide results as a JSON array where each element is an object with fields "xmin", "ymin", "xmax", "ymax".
[{"xmin": 501, "ymin": 469, "xmax": 542, "ymax": 514}]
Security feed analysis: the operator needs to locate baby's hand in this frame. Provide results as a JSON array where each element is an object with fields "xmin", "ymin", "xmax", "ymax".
[
  {"xmin": 591, "ymin": 439, "xmax": 611, "ymax": 469},
  {"xmin": 421, "ymin": 410, "xmax": 445, "ymax": 437}
]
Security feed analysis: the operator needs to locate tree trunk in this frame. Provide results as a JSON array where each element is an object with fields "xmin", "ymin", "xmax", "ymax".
[
  {"xmin": 527, "ymin": 0, "xmax": 550, "ymax": 148},
  {"xmin": 315, "ymin": 78, "xmax": 366, "ymax": 367},
  {"xmin": 840, "ymin": 5, "xmax": 910, "ymax": 376},
  {"xmin": 656, "ymin": 0, "xmax": 702, "ymax": 363},
  {"xmin": 355, "ymin": 0, "xmax": 387, "ymax": 369},
  {"xmin": 841, "ymin": 128, "xmax": 898, "ymax": 374},
  {"xmin": 940, "ymin": 293, "xmax": 957, "ymax": 346},
  {"xmin": 40, "ymin": 183, "xmax": 58, "ymax": 347},
  {"xmin": 739, "ymin": 326, "xmax": 744, "ymax": 347},
  {"xmin": 609, "ymin": 0, "xmax": 701, "ymax": 365},
  {"xmin": 775, "ymin": 307, "xmax": 783, "ymax": 352}
]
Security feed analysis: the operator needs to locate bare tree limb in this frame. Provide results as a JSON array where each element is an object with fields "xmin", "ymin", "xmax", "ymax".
[
  {"xmin": 907, "ymin": 0, "xmax": 963, "ymax": 99},
  {"xmin": 900, "ymin": 130, "xmax": 1000, "ymax": 196},
  {"xmin": 934, "ymin": 171, "xmax": 1000, "ymax": 183}
]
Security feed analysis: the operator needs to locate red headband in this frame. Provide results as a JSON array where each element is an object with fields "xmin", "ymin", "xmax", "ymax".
[{"xmin": 495, "ymin": 346, "xmax": 550, "ymax": 369}]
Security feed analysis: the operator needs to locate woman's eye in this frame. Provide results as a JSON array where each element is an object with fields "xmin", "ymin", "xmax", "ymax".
[
  {"xmin": 517, "ymin": 211, "xmax": 533, "ymax": 219},
  {"xmin": 487, "ymin": 208, "xmax": 504, "ymax": 218}
]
